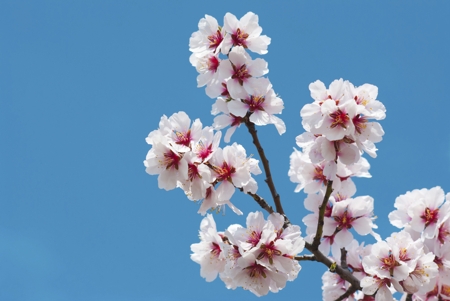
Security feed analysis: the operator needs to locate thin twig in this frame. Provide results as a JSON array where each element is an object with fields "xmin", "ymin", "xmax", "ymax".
[
  {"xmin": 294, "ymin": 255, "xmax": 317, "ymax": 262},
  {"xmin": 239, "ymin": 188, "xmax": 274, "ymax": 215},
  {"xmin": 340, "ymin": 248, "xmax": 348, "ymax": 270},
  {"xmin": 335, "ymin": 285, "xmax": 358, "ymax": 301},
  {"xmin": 243, "ymin": 116, "xmax": 285, "ymax": 216},
  {"xmin": 311, "ymin": 180, "xmax": 334, "ymax": 250}
]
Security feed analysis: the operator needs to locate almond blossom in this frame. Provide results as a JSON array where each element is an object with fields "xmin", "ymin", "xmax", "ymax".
[{"xmin": 221, "ymin": 12, "xmax": 271, "ymax": 55}]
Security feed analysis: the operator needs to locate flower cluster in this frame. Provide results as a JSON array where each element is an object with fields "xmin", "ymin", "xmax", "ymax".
[
  {"xmin": 144, "ymin": 11, "xmax": 450, "ymax": 301},
  {"xmin": 290, "ymin": 79, "xmax": 385, "ymax": 257},
  {"xmin": 191, "ymin": 212, "xmax": 305, "ymax": 296},
  {"xmin": 189, "ymin": 12, "xmax": 285, "ymax": 142},
  {"xmin": 143, "ymin": 111, "xmax": 261, "ymax": 215}
]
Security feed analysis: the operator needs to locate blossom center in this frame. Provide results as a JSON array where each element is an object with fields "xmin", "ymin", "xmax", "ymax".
[
  {"xmin": 244, "ymin": 262, "xmax": 267, "ymax": 278},
  {"xmin": 257, "ymin": 241, "xmax": 282, "ymax": 265},
  {"xmin": 334, "ymin": 210, "xmax": 354, "ymax": 230},
  {"xmin": 329, "ymin": 109, "xmax": 349, "ymax": 129},
  {"xmin": 173, "ymin": 130, "xmax": 192, "ymax": 147},
  {"xmin": 352, "ymin": 114, "xmax": 367, "ymax": 134},
  {"xmin": 208, "ymin": 29, "xmax": 223, "ymax": 52},
  {"xmin": 245, "ymin": 95, "xmax": 265, "ymax": 112},
  {"xmin": 422, "ymin": 207, "xmax": 439, "ymax": 227},
  {"xmin": 207, "ymin": 56, "xmax": 220, "ymax": 72},
  {"xmin": 380, "ymin": 253, "xmax": 401, "ymax": 277},
  {"xmin": 188, "ymin": 163, "xmax": 201, "ymax": 181},
  {"xmin": 216, "ymin": 161, "xmax": 236, "ymax": 182},
  {"xmin": 313, "ymin": 165, "xmax": 328, "ymax": 185},
  {"xmin": 210, "ymin": 242, "xmax": 222, "ymax": 258},
  {"xmin": 438, "ymin": 224, "xmax": 450, "ymax": 244},
  {"xmin": 196, "ymin": 140, "xmax": 213, "ymax": 161},
  {"xmin": 231, "ymin": 28, "xmax": 249, "ymax": 48},
  {"xmin": 247, "ymin": 230, "xmax": 262, "ymax": 247},
  {"xmin": 231, "ymin": 63, "xmax": 251, "ymax": 85},
  {"xmin": 162, "ymin": 150, "xmax": 181, "ymax": 170}
]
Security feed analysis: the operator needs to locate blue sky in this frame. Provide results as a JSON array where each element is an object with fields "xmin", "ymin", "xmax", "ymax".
[{"xmin": 1, "ymin": 1, "xmax": 449, "ymax": 300}]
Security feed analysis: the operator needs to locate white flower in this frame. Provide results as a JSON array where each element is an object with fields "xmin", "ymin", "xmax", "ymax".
[
  {"xmin": 189, "ymin": 14, "xmax": 224, "ymax": 57},
  {"xmin": 219, "ymin": 46, "xmax": 268, "ymax": 100},
  {"xmin": 143, "ymin": 132, "xmax": 188, "ymax": 191},
  {"xmin": 227, "ymin": 77, "xmax": 286, "ymax": 135},
  {"xmin": 221, "ymin": 12, "xmax": 271, "ymax": 55},
  {"xmin": 190, "ymin": 214, "xmax": 226, "ymax": 282}
]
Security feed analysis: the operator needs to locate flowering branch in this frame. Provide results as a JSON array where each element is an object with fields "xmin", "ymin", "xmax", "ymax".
[
  {"xmin": 243, "ymin": 115, "xmax": 285, "ymax": 216},
  {"xmin": 239, "ymin": 188, "xmax": 275, "ymax": 215},
  {"xmin": 311, "ymin": 180, "xmax": 334, "ymax": 250},
  {"xmin": 304, "ymin": 242, "xmax": 362, "ymax": 292}
]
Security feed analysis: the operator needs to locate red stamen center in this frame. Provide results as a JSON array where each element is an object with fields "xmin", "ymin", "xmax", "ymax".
[
  {"xmin": 422, "ymin": 207, "xmax": 439, "ymax": 227},
  {"xmin": 231, "ymin": 28, "xmax": 249, "ymax": 48},
  {"xmin": 245, "ymin": 95, "xmax": 265, "ymax": 112},
  {"xmin": 208, "ymin": 29, "xmax": 223, "ymax": 52},
  {"xmin": 163, "ymin": 150, "xmax": 181, "ymax": 170},
  {"xmin": 231, "ymin": 63, "xmax": 251, "ymax": 86},
  {"xmin": 257, "ymin": 241, "xmax": 282, "ymax": 265},
  {"xmin": 216, "ymin": 161, "xmax": 235, "ymax": 182},
  {"xmin": 244, "ymin": 262, "xmax": 267, "ymax": 278},
  {"xmin": 173, "ymin": 130, "xmax": 192, "ymax": 147},
  {"xmin": 329, "ymin": 109, "xmax": 349, "ymax": 129}
]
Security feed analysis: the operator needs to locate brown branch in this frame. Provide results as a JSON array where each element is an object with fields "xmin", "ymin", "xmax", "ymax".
[
  {"xmin": 294, "ymin": 255, "xmax": 317, "ymax": 262},
  {"xmin": 340, "ymin": 248, "xmax": 348, "ymax": 270},
  {"xmin": 304, "ymin": 241, "xmax": 362, "ymax": 292},
  {"xmin": 243, "ymin": 116, "xmax": 285, "ymax": 217},
  {"xmin": 311, "ymin": 180, "xmax": 334, "ymax": 250},
  {"xmin": 405, "ymin": 294, "xmax": 413, "ymax": 301},
  {"xmin": 335, "ymin": 285, "xmax": 359, "ymax": 301},
  {"xmin": 239, "ymin": 188, "xmax": 274, "ymax": 215}
]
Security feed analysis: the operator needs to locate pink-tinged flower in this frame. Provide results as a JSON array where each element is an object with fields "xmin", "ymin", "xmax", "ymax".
[
  {"xmin": 348, "ymin": 82, "xmax": 386, "ymax": 120},
  {"xmin": 211, "ymin": 97, "xmax": 244, "ymax": 143},
  {"xmin": 389, "ymin": 189, "xmax": 417, "ymax": 229},
  {"xmin": 233, "ymin": 211, "xmax": 267, "ymax": 252},
  {"xmin": 167, "ymin": 111, "xmax": 203, "ymax": 153},
  {"xmin": 189, "ymin": 14, "xmax": 224, "ymax": 57},
  {"xmin": 221, "ymin": 12, "xmax": 271, "ymax": 55},
  {"xmin": 401, "ymin": 251, "xmax": 438, "ymax": 294},
  {"xmin": 317, "ymin": 98, "xmax": 357, "ymax": 141},
  {"xmin": 190, "ymin": 214, "xmax": 226, "ymax": 282},
  {"xmin": 408, "ymin": 187, "xmax": 450, "ymax": 239},
  {"xmin": 322, "ymin": 271, "xmax": 359, "ymax": 301},
  {"xmin": 192, "ymin": 126, "xmax": 221, "ymax": 163},
  {"xmin": 301, "ymin": 79, "xmax": 350, "ymax": 133},
  {"xmin": 424, "ymin": 240, "xmax": 450, "ymax": 287},
  {"xmin": 412, "ymin": 277, "xmax": 450, "ymax": 301},
  {"xmin": 311, "ymin": 136, "xmax": 361, "ymax": 165},
  {"xmin": 227, "ymin": 252, "xmax": 289, "ymax": 296},
  {"xmin": 360, "ymin": 275, "xmax": 398, "ymax": 301},
  {"xmin": 351, "ymin": 107, "xmax": 385, "ymax": 158},
  {"xmin": 197, "ymin": 186, "xmax": 243, "ymax": 216},
  {"xmin": 209, "ymin": 143, "xmax": 261, "ymax": 204},
  {"xmin": 178, "ymin": 152, "xmax": 211, "ymax": 201},
  {"xmin": 323, "ymin": 196, "xmax": 377, "ymax": 248},
  {"xmin": 363, "ymin": 232, "xmax": 418, "ymax": 282},
  {"xmin": 205, "ymin": 80, "xmax": 232, "ymax": 100},
  {"xmin": 219, "ymin": 46, "xmax": 268, "ymax": 100},
  {"xmin": 190, "ymin": 53, "xmax": 223, "ymax": 89},
  {"xmin": 143, "ymin": 132, "xmax": 188, "ymax": 191},
  {"xmin": 227, "ymin": 77, "xmax": 286, "ymax": 135}
]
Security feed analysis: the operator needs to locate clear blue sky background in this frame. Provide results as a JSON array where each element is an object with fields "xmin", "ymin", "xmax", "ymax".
[{"xmin": 1, "ymin": 1, "xmax": 449, "ymax": 300}]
